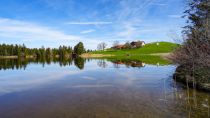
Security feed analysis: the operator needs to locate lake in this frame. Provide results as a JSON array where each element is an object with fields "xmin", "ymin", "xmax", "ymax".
[{"xmin": 0, "ymin": 58, "xmax": 209, "ymax": 118}]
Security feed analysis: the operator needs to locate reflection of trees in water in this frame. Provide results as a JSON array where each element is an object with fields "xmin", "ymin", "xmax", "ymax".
[
  {"xmin": 0, "ymin": 58, "xmax": 148, "ymax": 70},
  {"xmin": 97, "ymin": 60, "xmax": 108, "ymax": 68},
  {"xmin": 74, "ymin": 57, "xmax": 85, "ymax": 70},
  {"xmin": 111, "ymin": 60, "xmax": 145, "ymax": 68},
  {"xmin": 0, "ymin": 57, "xmax": 75, "ymax": 70},
  {"xmin": 113, "ymin": 62, "xmax": 120, "ymax": 68},
  {"xmin": 0, "ymin": 58, "xmax": 27, "ymax": 70},
  {"xmin": 0, "ymin": 57, "xmax": 87, "ymax": 70}
]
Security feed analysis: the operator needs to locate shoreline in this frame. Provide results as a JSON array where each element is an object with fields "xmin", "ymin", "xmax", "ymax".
[
  {"xmin": 0, "ymin": 55, "xmax": 67, "ymax": 59},
  {"xmin": 0, "ymin": 56, "xmax": 18, "ymax": 59},
  {"xmin": 173, "ymin": 66, "xmax": 210, "ymax": 92},
  {"xmin": 174, "ymin": 74, "xmax": 210, "ymax": 92},
  {"xmin": 81, "ymin": 53, "xmax": 171, "ymax": 58},
  {"xmin": 80, "ymin": 53, "xmax": 114, "ymax": 58},
  {"xmin": 0, "ymin": 56, "xmax": 38, "ymax": 59}
]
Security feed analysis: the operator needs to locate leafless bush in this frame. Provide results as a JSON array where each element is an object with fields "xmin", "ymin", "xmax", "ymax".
[
  {"xmin": 97, "ymin": 42, "xmax": 107, "ymax": 50},
  {"xmin": 170, "ymin": 0, "xmax": 210, "ymax": 69},
  {"xmin": 170, "ymin": 21, "xmax": 210, "ymax": 68}
]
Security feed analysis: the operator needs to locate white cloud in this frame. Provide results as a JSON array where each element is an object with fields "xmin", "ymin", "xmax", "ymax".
[
  {"xmin": 117, "ymin": 0, "xmax": 155, "ymax": 21},
  {"xmin": 66, "ymin": 21, "xmax": 113, "ymax": 25},
  {"xmin": 80, "ymin": 29, "xmax": 95, "ymax": 34},
  {"xmin": 0, "ymin": 18, "xmax": 111, "ymax": 49},
  {"xmin": 116, "ymin": 20, "xmax": 158, "ymax": 41},
  {"xmin": 0, "ymin": 18, "xmax": 81, "ymax": 41},
  {"xmin": 117, "ymin": 22, "xmax": 137, "ymax": 39},
  {"xmin": 113, "ymin": 0, "xmax": 156, "ymax": 41},
  {"xmin": 0, "ymin": 18, "xmax": 106, "ymax": 49}
]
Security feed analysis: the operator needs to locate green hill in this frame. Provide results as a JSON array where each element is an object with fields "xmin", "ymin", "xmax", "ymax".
[
  {"xmin": 93, "ymin": 42, "xmax": 179, "ymax": 55},
  {"xmin": 85, "ymin": 42, "xmax": 179, "ymax": 65},
  {"xmin": 86, "ymin": 42, "xmax": 179, "ymax": 65}
]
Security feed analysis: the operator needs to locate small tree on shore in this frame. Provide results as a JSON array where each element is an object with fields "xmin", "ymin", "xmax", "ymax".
[
  {"xmin": 97, "ymin": 42, "xmax": 107, "ymax": 50},
  {"xmin": 74, "ymin": 42, "xmax": 85, "ymax": 55}
]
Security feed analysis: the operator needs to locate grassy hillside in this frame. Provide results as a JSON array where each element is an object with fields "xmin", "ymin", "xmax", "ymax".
[
  {"xmin": 85, "ymin": 42, "xmax": 179, "ymax": 65},
  {"xmin": 93, "ymin": 42, "xmax": 178, "ymax": 55}
]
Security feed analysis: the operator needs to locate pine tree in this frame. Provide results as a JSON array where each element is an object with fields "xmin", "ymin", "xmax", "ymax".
[{"xmin": 74, "ymin": 42, "xmax": 85, "ymax": 55}]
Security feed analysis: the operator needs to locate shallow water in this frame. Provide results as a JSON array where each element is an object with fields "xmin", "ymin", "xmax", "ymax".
[{"xmin": 0, "ymin": 59, "xmax": 209, "ymax": 118}]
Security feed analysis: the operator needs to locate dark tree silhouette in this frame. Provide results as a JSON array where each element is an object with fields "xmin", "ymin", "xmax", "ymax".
[
  {"xmin": 74, "ymin": 42, "xmax": 85, "ymax": 55},
  {"xmin": 74, "ymin": 57, "xmax": 85, "ymax": 70}
]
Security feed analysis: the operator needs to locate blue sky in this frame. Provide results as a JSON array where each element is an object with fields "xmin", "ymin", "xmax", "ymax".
[{"xmin": 0, "ymin": 0, "xmax": 185, "ymax": 49}]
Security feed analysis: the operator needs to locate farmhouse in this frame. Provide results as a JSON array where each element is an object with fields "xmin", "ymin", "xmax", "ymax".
[
  {"xmin": 130, "ymin": 41, "xmax": 145, "ymax": 48},
  {"xmin": 112, "ymin": 45, "xmax": 126, "ymax": 50},
  {"xmin": 112, "ymin": 40, "xmax": 145, "ymax": 49}
]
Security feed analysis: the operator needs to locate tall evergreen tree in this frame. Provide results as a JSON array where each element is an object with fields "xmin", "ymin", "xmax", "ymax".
[{"xmin": 74, "ymin": 42, "xmax": 85, "ymax": 55}]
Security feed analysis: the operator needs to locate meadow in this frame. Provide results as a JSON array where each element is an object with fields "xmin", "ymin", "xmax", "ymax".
[{"xmin": 89, "ymin": 42, "xmax": 179, "ymax": 65}]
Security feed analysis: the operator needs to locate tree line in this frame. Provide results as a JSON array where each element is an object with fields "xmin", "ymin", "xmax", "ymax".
[{"xmin": 0, "ymin": 42, "xmax": 86, "ymax": 58}]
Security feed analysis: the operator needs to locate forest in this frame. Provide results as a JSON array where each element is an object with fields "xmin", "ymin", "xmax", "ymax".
[{"xmin": 0, "ymin": 42, "xmax": 85, "ymax": 59}]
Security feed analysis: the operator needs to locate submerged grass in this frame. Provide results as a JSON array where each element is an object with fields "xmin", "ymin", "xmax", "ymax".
[{"xmin": 92, "ymin": 55, "xmax": 171, "ymax": 65}]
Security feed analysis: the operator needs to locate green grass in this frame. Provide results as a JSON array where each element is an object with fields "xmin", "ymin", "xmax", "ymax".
[
  {"xmin": 100, "ymin": 55, "xmax": 170, "ymax": 65},
  {"xmin": 89, "ymin": 42, "xmax": 179, "ymax": 65},
  {"xmin": 93, "ymin": 42, "xmax": 178, "ymax": 55}
]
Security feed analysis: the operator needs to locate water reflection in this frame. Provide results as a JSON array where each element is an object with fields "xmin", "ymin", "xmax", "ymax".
[
  {"xmin": 0, "ymin": 59, "xmax": 210, "ymax": 118},
  {"xmin": 97, "ymin": 60, "xmax": 108, "ymax": 68},
  {"xmin": 74, "ymin": 57, "xmax": 85, "ymax": 70},
  {"xmin": 0, "ymin": 58, "xmax": 149, "ymax": 70},
  {"xmin": 0, "ymin": 57, "xmax": 77, "ymax": 70},
  {"xmin": 166, "ymin": 81, "xmax": 210, "ymax": 118},
  {"xmin": 111, "ymin": 60, "xmax": 145, "ymax": 68}
]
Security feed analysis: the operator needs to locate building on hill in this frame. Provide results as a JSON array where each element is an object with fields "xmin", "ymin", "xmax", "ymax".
[
  {"xmin": 111, "ymin": 40, "xmax": 145, "ymax": 50},
  {"xmin": 112, "ymin": 45, "xmax": 126, "ymax": 50},
  {"xmin": 130, "ymin": 41, "xmax": 145, "ymax": 48}
]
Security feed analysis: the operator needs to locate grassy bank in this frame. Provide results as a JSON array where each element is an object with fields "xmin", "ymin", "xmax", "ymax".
[
  {"xmin": 85, "ymin": 42, "xmax": 178, "ymax": 65},
  {"xmin": 0, "ymin": 55, "xmax": 37, "ymax": 59},
  {"xmin": 92, "ymin": 42, "xmax": 178, "ymax": 55},
  {"xmin": 0, "ymin": 56, "xmax": 18, "ymax": 59}
]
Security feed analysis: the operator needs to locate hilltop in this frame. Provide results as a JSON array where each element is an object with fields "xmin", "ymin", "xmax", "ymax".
[
  {"xmin": 81, "ymin": 42, "xmax": 179, "ymax": 65},
  {"xmin": 90, "ymin": 42, "xmax": 178, "ymax": 55}
]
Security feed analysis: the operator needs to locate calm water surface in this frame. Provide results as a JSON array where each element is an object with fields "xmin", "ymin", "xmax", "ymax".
[{"xmin": 0, "ymin": 59, "xmax": 210, "ymax": 118}]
